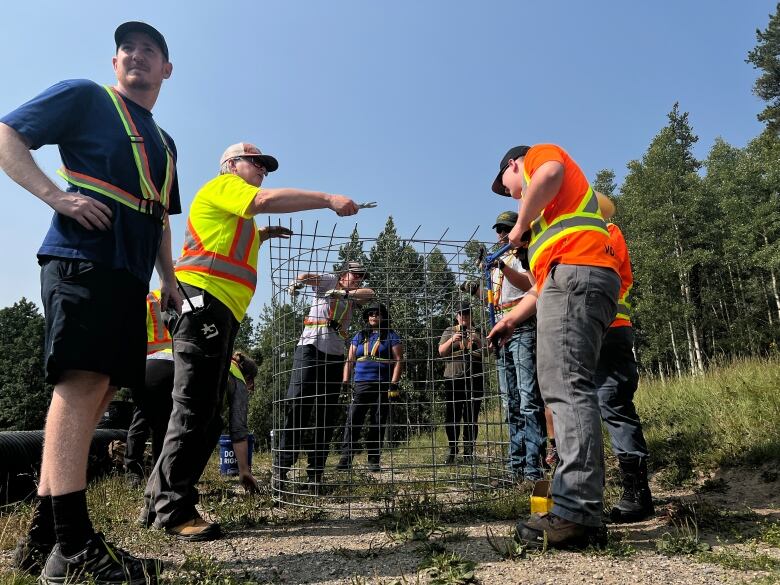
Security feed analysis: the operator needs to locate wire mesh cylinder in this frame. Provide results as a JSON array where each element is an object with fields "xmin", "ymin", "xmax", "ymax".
[{"xmin": 267, "ymin": 223, "xmax": 517, "ymax": 516}]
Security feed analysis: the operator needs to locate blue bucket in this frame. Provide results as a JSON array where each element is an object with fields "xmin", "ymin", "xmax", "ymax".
[{"xmin": 218, "ymin": 433, "xmax": 254, "ymax": 476}]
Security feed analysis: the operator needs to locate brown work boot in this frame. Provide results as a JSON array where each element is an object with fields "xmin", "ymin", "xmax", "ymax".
[
  {"xmin": 515, "ymin": 513, "xmax": 607, "ymax": 549},
  {"xmin": 165, "ymin": 514, "xmax": 221, "ymax": 542}
]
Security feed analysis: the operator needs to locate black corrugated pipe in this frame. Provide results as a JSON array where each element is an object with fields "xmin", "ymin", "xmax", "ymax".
[{"xmin": 0, "ymin": 429, "xmax": 127, "ymax": 505}]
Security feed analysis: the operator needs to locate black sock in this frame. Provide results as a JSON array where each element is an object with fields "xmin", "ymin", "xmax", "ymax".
[
  {"xmin": 549, "ymin": 438, "xmax": 556, "ymax": 448},
  {"xmin": 28, "ymin": 495, "xmax": 56, "ymax": 544},
  {"xmin": 52, "ymin": 490, "xmax": 94, "ymax": 557}
]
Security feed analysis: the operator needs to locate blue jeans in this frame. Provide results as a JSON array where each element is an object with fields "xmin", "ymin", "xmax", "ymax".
[
  {"xmin": 596, "ymin": 326, "xmax": 649, "ymax": 459},
  {"xmin": 496, "ymin": 319, "xmax": 545, "ymax": 480}
]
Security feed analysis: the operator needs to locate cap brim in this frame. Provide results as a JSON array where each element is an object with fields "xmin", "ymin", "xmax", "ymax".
[
  {"xmin": 246, "ymin": 154, "xmax": 279, "ymax": 173},
  {"xmin": 115, "ymin": 21, "xmax": 168, "ymax": 60},
  {"xmin": 491, "ymin": 172, "xmax": 510, "ymax": 196},
  {"xmin": 492, "ymin": 222, "xmax": 515, "ymax": 230}
]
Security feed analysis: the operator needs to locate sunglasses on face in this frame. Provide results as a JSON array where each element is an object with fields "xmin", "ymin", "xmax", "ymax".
[
  {"xmin": 495, "ymin": 227, "xmax": 510, "ymax": 234},
  {"xmin": 366, "ymin": 311, "xmax": 381, "ymax": 317},
  {"xmin": 237, "ymin": 157, "xmax": 268, "ymax": 176}
]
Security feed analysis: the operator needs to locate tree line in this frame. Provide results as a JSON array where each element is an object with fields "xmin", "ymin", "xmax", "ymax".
[{"xmin": 1, "ymin": 5, "xmax": 779, "ymax": 431}]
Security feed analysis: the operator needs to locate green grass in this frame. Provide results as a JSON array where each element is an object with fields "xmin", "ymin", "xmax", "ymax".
[{"xmin": 635, "ymin": 358, "xmax": 780, "ymax": 480}]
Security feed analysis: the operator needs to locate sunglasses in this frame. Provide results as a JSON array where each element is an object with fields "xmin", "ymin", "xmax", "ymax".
[
  {"xmin": 495, "ymin": 226, "xmax": 510, "ymax": 234},
  {"xmin": 237, "ymin": 157, "xmax": 268, "ymax": 176},
  {"xmin": 366, "ymin": 311, "xmax": 381, "ymax": 317}
]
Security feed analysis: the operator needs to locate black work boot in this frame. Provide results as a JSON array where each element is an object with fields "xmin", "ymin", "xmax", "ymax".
[
  {"xmin": 515, "ymin": 513, "xmax": 607, "ymax": 549},
  {"xmin": 610, "ymin": 455, "xmax": 654, "ymax": 523}
]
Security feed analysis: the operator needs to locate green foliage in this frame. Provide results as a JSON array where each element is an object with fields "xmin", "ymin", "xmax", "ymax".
[
  {"xmin": 636, "ymin": 358, "xmax": 780, "ymax": 471},
  {"xmin": 747, "ymin": 3, "xmax": 780, "ymax": 130},
  {"xmin": 0, "ymin": 298, "xmax": 50, "ymax": 430}
]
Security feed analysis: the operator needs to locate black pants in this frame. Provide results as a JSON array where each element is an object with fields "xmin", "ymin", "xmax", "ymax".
[
  {"xmin": 277, "ymin": 345, "xmax": 343, "ymax": 477},
  {"xmin": 444, "ymin": 376, "xmax": 484, "ymax": 454},
  {"xmin": 145, "ymin": 285, "xmax": 239, "ymax": 527},
  {"xmin": 125, "ymin": 358, "xmax": 175, "ymax": 476},
  {"xmin": 340, "ymin": 381, "xmax": 389, "ymax": 463}
]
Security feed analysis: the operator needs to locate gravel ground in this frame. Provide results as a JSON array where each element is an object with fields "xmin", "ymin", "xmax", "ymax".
[{"xmin": 2, "ymin": 467, "xmax": 778, "ymax": 584}]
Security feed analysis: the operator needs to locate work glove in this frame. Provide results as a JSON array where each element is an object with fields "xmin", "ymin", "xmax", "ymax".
[
  {"xmin": 516, "ymin": 247, "xmax": 529, "ymax": 271},
  {"xmin": 339, "ymin": 382, "xmax": 352, "ymax": 403},
  {"xmin": 323, "ymin": 288, "xmax": 349, "ymax": 299},
  {"xmin": 486, "ymin": 258, "xmax": 506, "ymax": 270},
  {"xmin": 287, "ymin": 281, "xmax": 305, "ymax": 297},
  {"xmin": 387, "ymin": 382, "xmax": 401, "ymax": 402},
  {"xmin": 459, "ymin": 280, "xmax": 479, "ymax": 295}
]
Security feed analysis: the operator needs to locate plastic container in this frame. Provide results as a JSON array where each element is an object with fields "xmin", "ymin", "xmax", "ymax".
[
  {"xmin": 218, "ymin": 433, "xmax": 254, "ymax": 476},
  {"xmin": 530, "ymin": 479, "xmax": 554, "ymax": 514}
]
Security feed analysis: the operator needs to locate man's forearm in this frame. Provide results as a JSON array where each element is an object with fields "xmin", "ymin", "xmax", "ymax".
[
  {"xmin": 155, "ymin": 221, "xmax": 176, "ymax": 282},
  {"xmin": 232, "ymin": 439, "xmax": 251, "ymax": 476},
  {"xmin": 249, "ymin": 188, "xmax": 332, "ymax": 215},
  {"xmin": 349, "ymin": 288, "xmax": 376, "ymax": 303},
  {"xmin": 0, "ymin": 123, "xmax": 61, "ymax": 206},
  {"xmin": 516, "ymin": 161, "xmax": 565, "ymax": 232},
  {"xmin": 502, "ymin": 289, "xmax": 538, "ymax": 329}
]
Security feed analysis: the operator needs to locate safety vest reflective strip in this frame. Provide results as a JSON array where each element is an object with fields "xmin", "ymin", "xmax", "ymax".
[
  {"xmin": 526, "ymin": 173, "xmax": 609, "ymax": 273},
  {"xmin": 357, "ymin": 335, "xmax": 392, "ymax": 361},
  {"xmin": 229, "ymin": 360, "xmax": 246, "ymax": 383},
  {"xmin": 146, "ymin": 291, "xmax": 172, "ymax": 354},
  {"xmin": 175, "ymin": 218, "xmax": 258, "ymax": 292},
  {"xmin": 303, "ymin": 299, "xmax": 351, "ymax": 338},
  {"xmin": 56, "ymin": 85, "xmax": 173, "ymax": 221},
  {"xmin": 616, "ymin": 283, "xmax": 632, "ymax": 322},
  {"xmin": 498, "ymin": 297, "xmax": 522, "ymax": 312}
]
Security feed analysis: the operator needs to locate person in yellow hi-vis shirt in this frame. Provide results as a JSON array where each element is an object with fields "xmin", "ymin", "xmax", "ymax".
[{"xmin": 143, "ymin": 142, "xmax": 362, "ymax": 541}]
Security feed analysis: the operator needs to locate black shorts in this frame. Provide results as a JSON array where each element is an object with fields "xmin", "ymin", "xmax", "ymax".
[{"xmin": 40, "ymin": 258, "xmax": 148, "ymax": 388}]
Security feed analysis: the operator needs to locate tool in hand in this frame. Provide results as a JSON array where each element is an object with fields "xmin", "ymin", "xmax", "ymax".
[{"xmin": 357, "ymin": 201, "xmax": 378, "ymax": 209}]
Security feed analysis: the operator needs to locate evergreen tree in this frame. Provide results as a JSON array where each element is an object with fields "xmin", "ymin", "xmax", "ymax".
[
  {"xmin": 747, "ymin": 3, "xmax": 780, "ymax": 131},
  {"xmin": 0, "ymin": 299, "xmax": 50, "ymax": 430}
]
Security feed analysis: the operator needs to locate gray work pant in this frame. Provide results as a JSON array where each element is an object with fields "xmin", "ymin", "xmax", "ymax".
[
  {"xmin": 144, "ymin": 285, "xmax": 239, "ymax": 528},
  {"xmin": 596, "ymin": 326, "xmax": 649, "ymax": 459},
  {"xmin": 536, "ymin": 264, "xmax": 619, "ymax": 527}
]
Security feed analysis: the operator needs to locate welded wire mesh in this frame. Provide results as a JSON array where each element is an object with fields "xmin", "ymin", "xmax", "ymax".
[{"xmin": 265, "ymin": 221, "xmax": 516, "ymax": 516}]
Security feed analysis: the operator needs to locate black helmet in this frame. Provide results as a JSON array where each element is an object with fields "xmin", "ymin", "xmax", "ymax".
[{"xmin": 362, "ymin": 302, "xmax": 389, "ymax": 323}]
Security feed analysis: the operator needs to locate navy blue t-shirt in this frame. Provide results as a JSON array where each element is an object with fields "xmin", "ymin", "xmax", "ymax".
[
  {"xmin": 0, "ymin": 79, "xmax": 181, "ymax": 284},
  {"xmin": 352, "ymin": 330, "xmax": 402, "ymax": 383}
]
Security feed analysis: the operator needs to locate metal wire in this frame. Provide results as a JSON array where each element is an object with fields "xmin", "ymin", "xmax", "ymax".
[{"xmin": 266, "ymin": 225, "xmax": 515, "ymax": 517}]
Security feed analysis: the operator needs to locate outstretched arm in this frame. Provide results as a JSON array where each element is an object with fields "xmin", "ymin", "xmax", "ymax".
[{"xmin": 246, "ymin": 188, "xmax": 359, "ymax": 217}]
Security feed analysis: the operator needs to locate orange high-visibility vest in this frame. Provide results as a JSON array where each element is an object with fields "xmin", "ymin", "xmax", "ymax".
[
  {"xmin": 522, "ymin": 145, "xmax": 619, "ymax": 289},
  {"xmin": 608, "ymin": 223, "xmax": 633, "ymax": 328},
  {"xmin": 57, "ymin": 85, "xmax": 174, "ymax": 223},
  {"xmin": 146, "ymin": 289, "xmax": 172, "ymax": 354}
]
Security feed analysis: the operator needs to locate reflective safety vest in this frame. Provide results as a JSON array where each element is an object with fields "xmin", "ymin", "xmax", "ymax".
[
  {"xmin": 493, "ymin": 253, "xmax": 523, "ymax": 314},
  {"xmin": 356, "ymin": 333, "xmax": 393, "ymax": 362},
  {"xmin": 303, "ymin": 297, "xmax": 352, "ymax": 339},
  {"xmin": 146, "ymin": 289, "xmax": 172, "ymax": 354},
  {"xmin": 229, "ymin": 359, "xmax": 246, "ymax": 383},
  {"xmin": 526, "ymin": 170, "xmax": 610, "ymax": 275},
  {"xmin": 175, "ymin": 216, "xmax": 258, "ymax": 293},
  {"xmin": 608, "ymin": 223, "xmax": 633, "ymax": 328},
  {"xmin": 57, "ymin": 85, "xmax": 174, "ymax": 224}
]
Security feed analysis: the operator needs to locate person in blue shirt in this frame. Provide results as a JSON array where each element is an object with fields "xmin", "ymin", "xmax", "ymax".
[
  {"xmin": 336, "ymin": 303, "xmax": 404, "ymax": 472},
  {"xmin": 0, "ymin": 21, "xmax": 180, "ymax": 584}
]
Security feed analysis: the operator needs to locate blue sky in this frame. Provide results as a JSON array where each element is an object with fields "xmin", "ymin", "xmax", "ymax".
[{"xmin": 0, "ymin": 1, "xmax": 774, "ymax": 320}]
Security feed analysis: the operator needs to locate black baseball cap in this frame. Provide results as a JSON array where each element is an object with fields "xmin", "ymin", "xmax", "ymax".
[
  {"xmin": 491, "ymin": 145, "xmax": 531, "ymax": 196},
  {"xmin": 115, "ymin": 21, "xmax": 169, "ymax": 61}
]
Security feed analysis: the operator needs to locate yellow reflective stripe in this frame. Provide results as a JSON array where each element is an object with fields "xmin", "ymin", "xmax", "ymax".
[
  {"xmin": 102, "ymin": 85, "xmax": 173, "ymax": 209},
  {"xmin": 103, "ymin": 86, "xmax": 158, "ymax": 203},
  {"xmin": 529, "ymin": 224, "xmax": 608, "ymax": 273},
  {"xmin": 57, "ymin": 168, "xmax": 145, "ymax": 213},
  {"xmin": 229, "ymin": 360, "xmax": 246, "ymax": 383}
]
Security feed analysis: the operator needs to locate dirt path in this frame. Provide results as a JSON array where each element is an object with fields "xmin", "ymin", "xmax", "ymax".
[{"xmin": 2, "ymin": 466, "xmax": 779, "ymax": 584}]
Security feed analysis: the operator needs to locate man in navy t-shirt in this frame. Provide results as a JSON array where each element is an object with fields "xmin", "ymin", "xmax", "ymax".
[{"xmin": 0, "ymin": 21, "xmax": 181, "ymax": 584}]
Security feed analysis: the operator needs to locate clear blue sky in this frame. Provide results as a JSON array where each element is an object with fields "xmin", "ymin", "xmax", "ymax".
[{"xmin": 0, "ymin": 1, "xmax": 774, "ymax": 320}]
